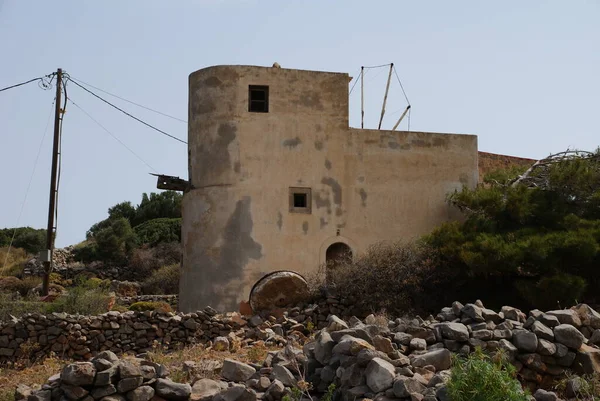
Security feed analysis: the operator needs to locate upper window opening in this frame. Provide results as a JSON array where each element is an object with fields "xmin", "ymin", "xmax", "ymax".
[
  {"xmin": 294, "ymin": 193, "xmax": 307, "ymax": 208},
  {"xmin": 249, "ymin": 85, "xmax": 269, "ymax": 113},
  {"xmin": 289, "ymin": 187, "xmax": 311, "ymax": 214}
]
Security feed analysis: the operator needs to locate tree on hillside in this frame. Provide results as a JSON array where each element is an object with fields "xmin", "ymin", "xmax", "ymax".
[
  {"xmin": 424, "ymin": 149, "xmax": 600, "ymax": 310},
  {"xmin": 0, "ymin": 227, "xmax": 46, "ymax": 255}
]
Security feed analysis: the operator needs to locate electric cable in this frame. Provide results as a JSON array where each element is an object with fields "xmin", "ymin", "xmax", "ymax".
[
  {"xmin": 1, "ymin": 98, "xmax": 56, "ymax": 275},
  {"xmin": 0, "ymin": 73, "xmax": 55, "ymax": 93},
  {"xmin": 68, "ymin": 98, "xmax": 158, "ymax": 172},
  {"xmin": 68, "ymin": 79, "xmax": 187, "ymax": 144},
  {"xmin": 69, "ymin": 76, "xmax": 187, "ymax": 123},
  {"xmin": 392, "ymin": 66, "xmax": 411, "ymax": 105}
]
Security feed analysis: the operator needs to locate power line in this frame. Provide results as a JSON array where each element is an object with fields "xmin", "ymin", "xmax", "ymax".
[
  {"xmin": 1, "ymin": 98, "xmax": 55, "ymax": 275},
  {"xmin": 0, "ymin": 73, "xmax": 54, "ymax": 93},
  {"xmin": 68, "ymin": 79, "xmax": 187, "ymax": 144},
  {"xmin": 68, "ymin": 98, "xmax": 158, "ymax": 172},
  {"xmin": 69, "ymin": 76, "xmax": 187, "ymax": 123}
]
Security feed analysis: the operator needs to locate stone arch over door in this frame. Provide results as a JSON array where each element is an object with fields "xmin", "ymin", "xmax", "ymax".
[{"xmin": 326, "ymin": 242, "xmax": 353, "ymax": 266}]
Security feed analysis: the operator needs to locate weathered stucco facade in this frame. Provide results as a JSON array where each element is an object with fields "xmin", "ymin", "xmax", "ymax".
[{"xmin": 180, "ymin": 64, "xmax": 479, "ymax": 313}]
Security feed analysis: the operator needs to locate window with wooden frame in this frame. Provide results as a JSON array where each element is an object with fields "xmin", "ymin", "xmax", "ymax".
[
  {"xmin": 289, "ymin": 187, "xmax": 311, "ymax": 214},
  {"xmin": 248, "ymin": 85, "xmax": 269, "ymax": 112}
]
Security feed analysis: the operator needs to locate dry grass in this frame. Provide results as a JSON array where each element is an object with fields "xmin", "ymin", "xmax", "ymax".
[
  {"xmin": 0, "ymin": 357, "xmax": 63, "ymax": 401},
  {"xmin": 0, "ymin": 247, "xmax": 28, "ymax": 278}
]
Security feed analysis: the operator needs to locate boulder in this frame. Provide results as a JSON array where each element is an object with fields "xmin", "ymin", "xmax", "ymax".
[
  {"xmin": 554, "ymin": 324, "xmax": 585, "ymax": 349},
  {"xmin": 26, "ymin": 390, "xmax": 50, "ymax": 401},
  {"xmin": 438, "ymin": 323, "xmax": 469, "ymax": 342},
  {"xmin": 213, "ymin": 337, "xmax": 230, "ymax": 352},
  {"xmin": 119, "ymin": 361, "xmax": 142, "ymax": 378},
  {"xmin": 314, "ymin": 331, "xmax": 335, "ymax": 365},
  {"xmin": 126, "ymin": 386, "xmax": 155, "ymax": 401},
  {"xmin": 327, "ymin": 315, "xmax": 349, "ymax": 332},
  {"xmin": 536, "ymin": 339, "xmax": 557, "ymax": 356},
  {"xmin": 221, "ymin": 359, "xmax": 256, "ymax": 382},
  {"xmin": 332, "ymin": 336, "xmax": 374, "ymax": 356},
  {"xmin": 573, "ymin": 344, "xmax": 600, "ymax": 375},
  {"xmin": 90, "ymin": 385, "xmax": 117, "ymax": 399},
  {"xmin": 531, "ymin": 321, "xmax": 554, "ymax": 342},
  {"xmin": 191, "ymin": 379, "xmax": 222, "ymax": 401},
  {"xmin": 61, "ymin": 362, "xmax": 96, "ymax": 386},
  {"xmin": 393, "ymin": 377, "xmax": 426, "ymax": 398},
  {"xmin": 155, "ymin": 379, "xmax": 192, "ymax": 401},
  {"xmin": 547, "ymin": 310, "xmax": 582, "ymax": 327},
  {"xmin": 373, "ymin": 335, "xmax": 394, "ymax": 354},
  {"xmin": 533, "ymin": 389, "xmax": 559, "ymax": 401},
  {"xmin": 462, "ymin": 304, "xmax": 484, "ymax": 322},
  {"xmin": 214, "ymin": 386, "xmax": 257, "ymax": 401},
  {"xmin": 365, "ymin": 358, "xmax": 396, "ymax": 393},
  {"xmin": 270, "ymin": 365, "xmax": 296, "ymax": 387},
  {"xmin": 411, "ymin": 349, "xmax": 452, "ymax": 371},
  {"xmin": 117, "ymin": 377, "xmax": 143, "ymax": 393},
  {"xmin": 572, "ymin": 304, "xmax": 600, "ymax": 329},
  {"xmin": 512, "ymin": 330, "xmax": 538, "ymax": 352}
]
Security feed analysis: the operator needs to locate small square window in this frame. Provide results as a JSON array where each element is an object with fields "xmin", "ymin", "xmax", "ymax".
[
  {"xmin": 289, "ymin": 187, "xmax": 311, "ymax": 214},
  {"xmin": 249, "ymin": 85, "xmax": 269, "ymax": 113}
]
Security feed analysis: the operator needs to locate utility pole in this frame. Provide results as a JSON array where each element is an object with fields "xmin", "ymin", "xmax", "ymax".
[{"xmin": 42, "ymin": 68, "xmax": 63, "ymax": 296}]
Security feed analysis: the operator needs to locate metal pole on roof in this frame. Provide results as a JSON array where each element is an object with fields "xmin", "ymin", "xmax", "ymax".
[
  {"xmin": 360, "ymin": 67, "xmax": 365, "ymax": 129},
  {"xmin": 378, "ymin": 63, "xmax": 394, "ymax": 130}
]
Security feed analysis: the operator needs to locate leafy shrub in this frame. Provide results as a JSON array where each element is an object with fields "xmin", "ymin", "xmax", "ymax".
[
  {"xmin": 425, "ymin": 151, "xmax": 600, "ymax": 309},
  {"xmin": 319, "ymin": 241, "xmax": 445, "ymax": 316},
  {"xmin": 141, "ymin": 264, "xmax": 180, "ymax": 295},
  {"xmin": 516, "ymin": 272, "xmax": 588, "ymax": 310},
  {"xmin": 74, "ymin": 218, "xmax": 137, "ymax": 264},
  {"xmin": 447, "ymin": 348, "xmax": 529, "ymax": 401},
  {"xmin": 134, "ymin": 218, "xmax": 181, "ymax": 246},
  {"xmin": 129, "ymin": 301, "xmax": 172, "ymax": 312},
  {"xmin": 46, "ymin": 277, "xmax": 112, "ymax": 315},
  {"xmin": 0, "ymin": 227, "xmax": 46, "ymax": 255}
]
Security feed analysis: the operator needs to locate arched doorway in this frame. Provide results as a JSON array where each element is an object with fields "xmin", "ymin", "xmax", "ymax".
[{"xmin": 325, "ymin": 242, "xmax": 352, "ymax": 283}]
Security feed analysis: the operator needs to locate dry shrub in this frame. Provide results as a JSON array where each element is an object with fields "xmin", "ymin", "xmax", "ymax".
[
  {"xmin": 141, "ymin": 264, "xmax": 180, "ymax": 295},
  {"xmin": 0, "ymin": 276, "xmax": 42, "ymax": 297},
  {"xmin": 129, "ymin": 301, "xmax": 172, "ymax": 313},
  {"xmin": 0, "ymin": 247, "xmax": 28, "ymax": 277},
  {"xmin": 325, "ymin": 241, "xmax": 444, "ymax": 316},
  {"xmin": 130, "ymin": 242, "xmax": 181, "ymax": 277}
]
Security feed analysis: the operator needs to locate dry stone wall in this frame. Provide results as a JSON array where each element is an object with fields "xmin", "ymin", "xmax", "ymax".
[{"xmin": 16, "ymin": 300, "xmax": 600, "ymax": 401}]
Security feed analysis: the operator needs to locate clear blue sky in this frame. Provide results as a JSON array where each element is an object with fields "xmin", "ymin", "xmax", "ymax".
[{"xmin": 1, "ymin": 1, "xmax": 598, "ymax": 248}]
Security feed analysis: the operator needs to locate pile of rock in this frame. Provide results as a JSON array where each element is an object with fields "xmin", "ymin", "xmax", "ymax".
[
  {"xmin": 17, "ymin": 350, "xmax": 191, "ymax": 401},
  {"xmin": 17, "ymin": 346, "xmax": 315, "ymax": 401},
  {"xmin": 302, "ymin": 301, "xmax": 600, "ymax": 399}
]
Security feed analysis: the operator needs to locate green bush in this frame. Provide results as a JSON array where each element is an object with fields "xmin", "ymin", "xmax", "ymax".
[
  {"xmin": 516, "ymin": 272, "xmax": 588, "ymax": 310},
  {"xmin": 46, "ymin": 277, "xmax": 111, "ymax": 315},
  {"xmin": 129, "ymin": 301, "xmax": 172, "ymax": 312},
  {"xmin": 74, "ymin": 218, "xmax": 137, "ymax": 264},
  {"xmin": 141, "ymin": 264, "xmax": 180, "ymax": 295},
  {"xmin": 0, "ymin": 227, "xmax": 46, "ymax": 255},
  {"xmin": 134, "ymin": 218, "xmax": 181, "ymax": 246},
  {"xmin": 0, "ymin": 294, "xmax": 49, "ymax": 320},
  {"xmin": 424, "ymin": 150, "xmax": 600, "ymax": 309},
  {"xmin": 447, "ymin": 348, "xmax": 529, "ymax": 401}
]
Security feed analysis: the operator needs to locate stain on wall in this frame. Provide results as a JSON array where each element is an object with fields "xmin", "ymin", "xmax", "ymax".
[
  {"xmin": 302, "ymin": 221, "xmax": 309, "ymax": 235},
  {"xmin": 197, "ymin": 123, "xmax": 237, "ymax": 180},
  {"xmin": 276, "ymin": 211, "xmax": 283, "ymax": 231},
  {"xmin": 282, "ymin": 137, "xmax": 302, "ymax": 149},
  {"xmin": 321, "ymin": 177, "xmax": 342, "ymax": 206},
  {"xmin": 320, "ymin": 217, "xmax": 328, "ymax": 229},
  {"xmin": 325, "ymin": 159, "xmax": 332, "ymax": 170},
  {"xmin": 314, "ymin": 140, "xmax": 324, "ymax": 151},
  {"xmin": 359, "ymin": 188, "xmax": 367, "ymax": 207}
]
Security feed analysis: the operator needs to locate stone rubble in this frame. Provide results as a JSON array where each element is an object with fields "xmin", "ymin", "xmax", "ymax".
[{"xmin": 12, "ymin": 300, "xmax": 600, "ymax": 401}]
